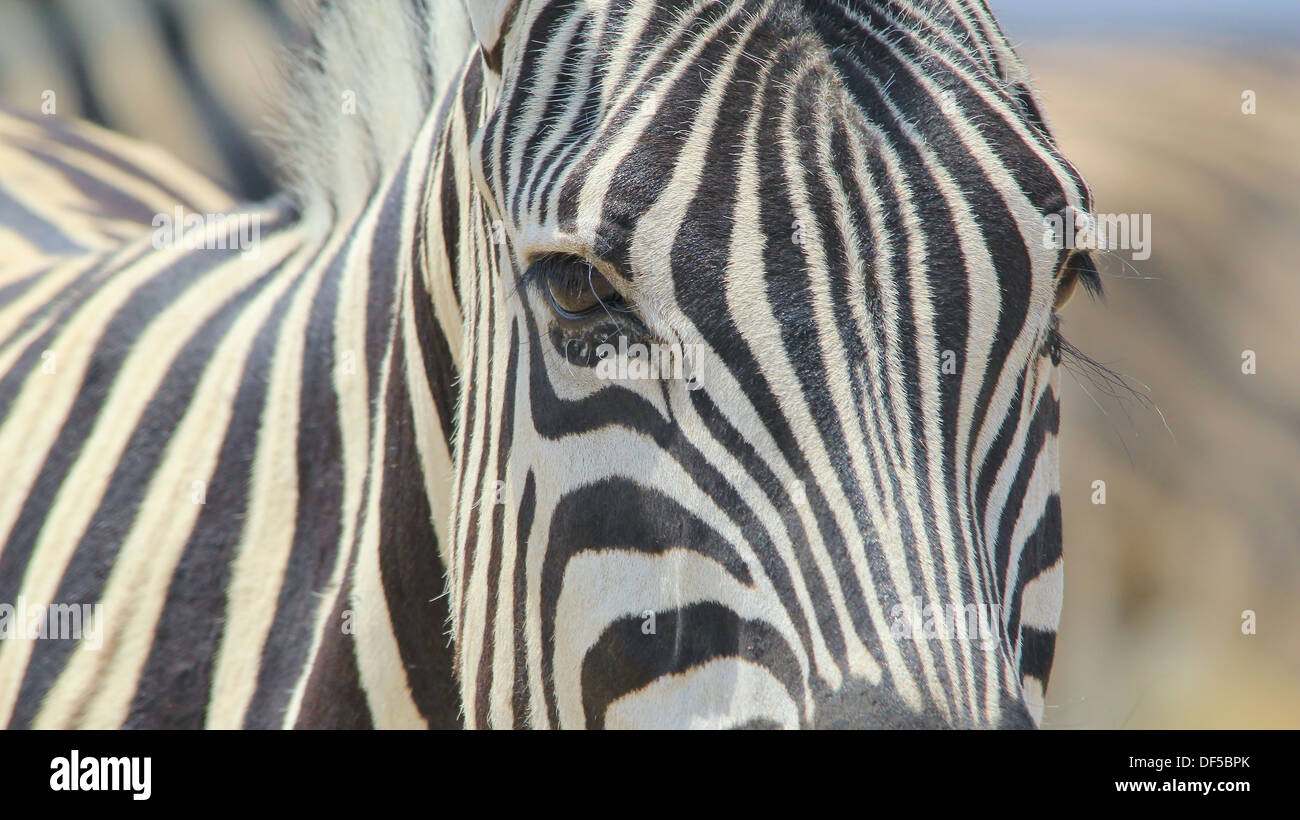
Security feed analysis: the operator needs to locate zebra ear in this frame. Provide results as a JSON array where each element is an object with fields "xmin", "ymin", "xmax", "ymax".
[{"xmin": 464, "ymin": 0, "xmax": 521, "ymax": 73}]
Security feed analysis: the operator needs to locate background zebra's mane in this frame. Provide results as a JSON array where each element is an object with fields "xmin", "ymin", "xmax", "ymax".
[{"xmin": 276, "ymin": 0, "xmax": 474, "ymax": 220}]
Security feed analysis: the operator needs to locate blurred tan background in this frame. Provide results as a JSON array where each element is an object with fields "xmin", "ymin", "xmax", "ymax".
[
  {"xmin": 1, "ymin": 1, "xmax": 1296, "ymax": 727},
  {"xmin": 1028, "ymin": 43, "xmax": 1300, "ymax": 728},
  {"xmin": 991, "ymin": 0, "xmax": 1300, "ymax": 729}
]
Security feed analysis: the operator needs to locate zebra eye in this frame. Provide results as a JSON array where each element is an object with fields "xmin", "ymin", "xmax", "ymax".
[{"xmin": 533, "ymin": 254, "xmax": 627, "ymax": 319}]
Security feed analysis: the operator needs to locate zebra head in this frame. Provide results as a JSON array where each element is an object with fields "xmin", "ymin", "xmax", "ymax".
[{"xmin": 447, "ymin": 0, "xmax": 1096, "ymax": 728}]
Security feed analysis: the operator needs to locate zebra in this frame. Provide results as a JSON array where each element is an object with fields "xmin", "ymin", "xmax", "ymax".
[
  {"xmin": 0, "ymin": 0, "xmax": 1098, "ymax": 729},
  {"xmin": 0, "ymin": 0, "xmax": 305, "ymax": 200}
]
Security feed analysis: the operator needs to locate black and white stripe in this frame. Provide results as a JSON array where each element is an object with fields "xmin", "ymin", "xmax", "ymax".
[
  {"xmin": 450, "ymin": 0, "xmax": 1094, "ymax": 728},
  {"xmin": 0, "ymin": 0, "xmax": 1095, "ymax": 729}
]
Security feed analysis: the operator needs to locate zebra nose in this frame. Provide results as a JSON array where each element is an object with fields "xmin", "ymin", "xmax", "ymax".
[
  {"xmin": 811, "ymin": 679, "xmax": 945, "ymax": 728},
  {"xmin": 996, "ymin": 699, "xmax": 1037, "ymax": 730},
  {"xmin": 812, "ymin": 679, "xmax": 1039, "ymax": 729}
]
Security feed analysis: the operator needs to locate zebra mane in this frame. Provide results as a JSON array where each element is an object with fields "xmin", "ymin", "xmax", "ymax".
[{"xmin": 275, "ymin": 0, "xmax": 474, "ymax": 219}]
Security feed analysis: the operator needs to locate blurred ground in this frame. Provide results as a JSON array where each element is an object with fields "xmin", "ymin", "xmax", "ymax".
[{"xmin": 0, "ymin": 3, "xmax": 1296, "ymax": 728}]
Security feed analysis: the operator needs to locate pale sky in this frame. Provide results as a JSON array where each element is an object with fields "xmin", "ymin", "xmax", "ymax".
[{"xmin": 989, "ymin": 0, "xmax": 1300, "ymax": 45}]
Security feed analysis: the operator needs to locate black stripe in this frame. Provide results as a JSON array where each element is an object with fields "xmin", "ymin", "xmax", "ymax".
[
  {"xmin": 472, "ymin": 321, "xmax": 521, "ymax": 726},
  {"xmin": 292, "ymin": 575, "xmax": 375, "ymax": 729},
  {"xmin": 376, "ymin": 325, "xmax": 460, "ymax": 728},
  {"xmin": 0, "ymin": 177, "xmax": 86, "ymax": 256},
  {"xmin": 510, "ymin": 471, "xmax": 535, "ymax": 728},
  {"xmin": 1017, "ymin": 626, "xmax": 1057, "ymax": 690},
  {"xmin": 580, "ymin": 602, "xmax": 802, "ymax": 729}
]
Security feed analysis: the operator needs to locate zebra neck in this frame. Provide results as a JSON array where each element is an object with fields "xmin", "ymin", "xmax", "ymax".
[{"xmin": 289, "ymin": 56, "xmax": 488, "ymax": 728}]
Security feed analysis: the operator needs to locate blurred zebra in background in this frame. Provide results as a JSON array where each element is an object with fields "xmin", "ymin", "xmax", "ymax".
[{"xmin": 0, "ymin": 0, "xmax": 302, "ymax": 199}]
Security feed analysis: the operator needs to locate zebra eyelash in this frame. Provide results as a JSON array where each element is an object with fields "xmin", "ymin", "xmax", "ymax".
[
  {"xmin": 1046, "ymin": 249, "xmax": 1104, "ymax": 364},
  {"xmin": 1063, "ymin": 249, "xmax": 1104, "ymax": 299},
  {"xmin": 517, "ymin": 252, "xmax": 588, "ymax": 293},
  {"xmin": 1050, "ymin": 318, "xmax": 1150, "ymax": 413},
  {"xmin": 1045, "ymin": 314, "xmax": 1066, "ymax": 366}
]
